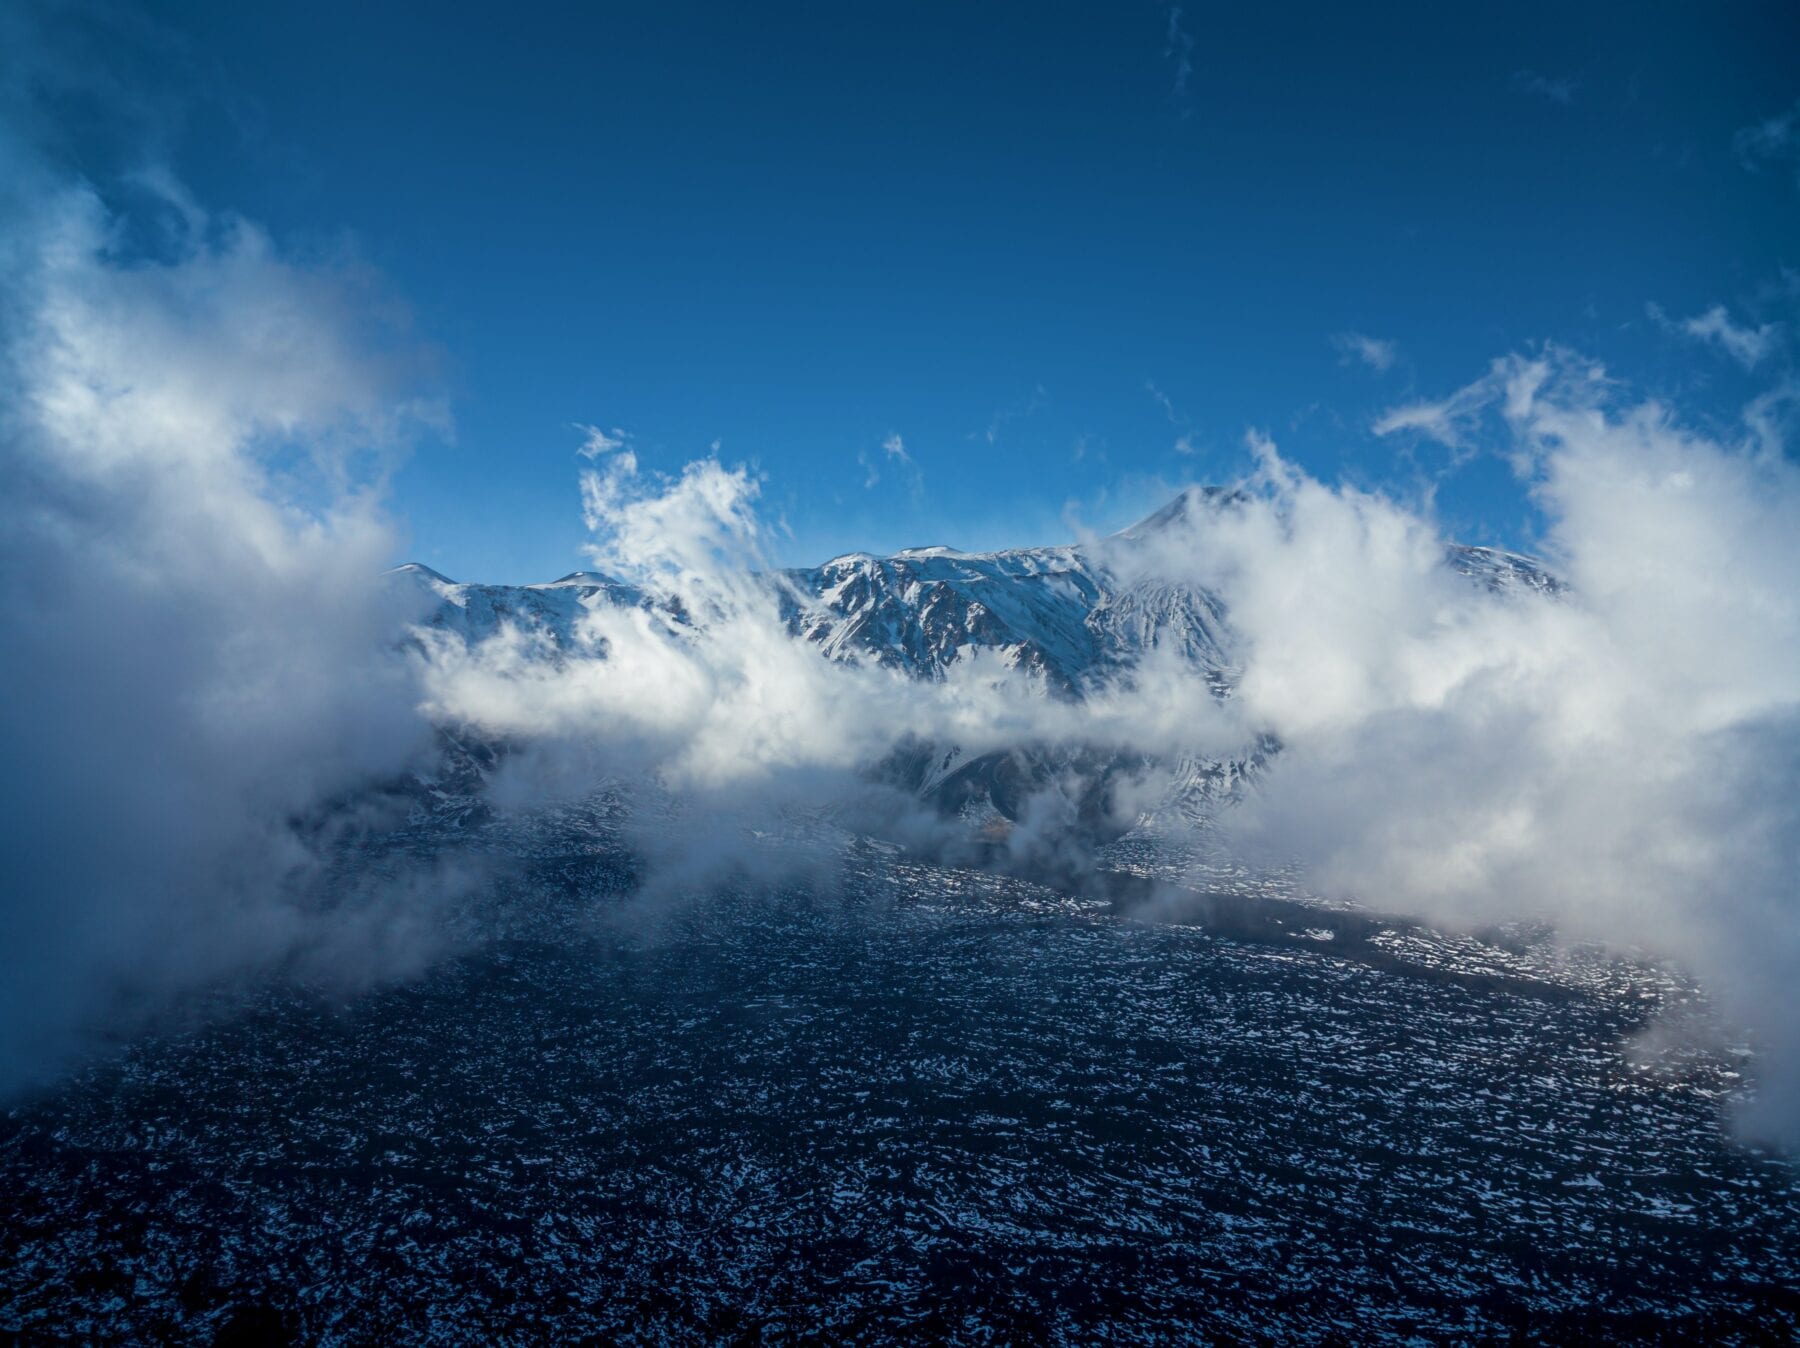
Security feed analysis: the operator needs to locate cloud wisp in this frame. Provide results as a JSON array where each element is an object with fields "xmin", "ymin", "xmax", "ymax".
[
  {"xmin": 982, "ymin": 384, "xmax": 1048, "ymax": 445},
  {"xmin": 1649, "ymin": 301, "xmax": 1780, "ymax": 370},
  {"xmin": 1512, "ymin": 70, "xmax": 1579, "ymax": 105},
  {"xmin": 1162, "ymin": 5, "xmax": 1196, "ymax": 110},
  {"xmin": 1331, "ymin": 331, "xmax": 1399, "ymax": 373},
  {"xmin": 857, "ymin": 430, "xmax": 921, "ymax": 495},
  {"xmin": 1145, "ymin": 379, "xmax": 1200, "ymax": 454},
  {"xmin": 1734, "ymin": 97, "xmax": 1800, "ymax": 184}
]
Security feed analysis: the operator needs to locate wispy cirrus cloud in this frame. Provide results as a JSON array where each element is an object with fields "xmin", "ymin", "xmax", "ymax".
[
  {"xmin": 981, "ymin": 384, "xmax": 1048, "ymax": 445},
  {"xmin": 1370, "ymin": 348, "xmax": 1610, "ymax": 462},
  {"xmin": 1144, "ymin": 379, "xmax": 1199, "ymax": 454},
  {"xmin": 1512, "ymin": 70, "xmax": 1578, "ymax": 105},
  {"xmin": 1372, "ymin": 376, "xmax": 1492, "ymax": 448},
  {"xmin": 1162, "ymin": 5, "xmax": 1195, "ymax": 110},
  {"xmin": 576, "ymin": 424, "xmax": 632, "ymax": 459},
  {"xmin": 1332, "ymin": 331, "xmax": 1398, "ymax": 373},
  {"xmin": 1649, "ymin": 301, "xmax": 1781, "ymax": 370},
  {"xmin": 1734, "ymin": 97, "xmax": 1800, "ymax": 184},
  {"xmin": 858, "ymin": 430, "xmax": 922, "ymax": 496}
]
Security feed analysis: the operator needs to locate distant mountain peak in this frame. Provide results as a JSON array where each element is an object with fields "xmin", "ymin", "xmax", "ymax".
[
  {"xmin": 388, "ymin": 562, "xmax": 456, "ymax": 584},
  {"xmin": 1116, "ymin": 486, "xmax": 1248, "ymax": 541},
  {"xmin": 892, "ymin": 545, "xmax": 960, "ymax": 559},
  {"xmin": 537, "ymin": 571, "xmax": 620, "ymax": 589}
]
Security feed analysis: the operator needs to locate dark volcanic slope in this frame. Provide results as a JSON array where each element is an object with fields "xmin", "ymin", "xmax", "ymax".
[{"xmin": 2, "ymin": 838, "xmax": 1796, "ymax": 1345}]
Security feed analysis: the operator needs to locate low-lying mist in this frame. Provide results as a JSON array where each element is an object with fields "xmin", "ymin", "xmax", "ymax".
[
  {"xmin": 0, "ymin": 151, "xmax": 465, "ymax": 1091},
  {"xmin": 4, "ymin": 155, "xmax": 1798, "ymax": 1147}
]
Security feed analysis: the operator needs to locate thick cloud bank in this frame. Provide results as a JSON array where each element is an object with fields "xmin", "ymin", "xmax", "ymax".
[
  {"xmin": 1225, "ymin": 356, "xmax": 1800, "ymax": 1143},
  {"xmin": 0, "ymin": 168, "xmax": 451, "ymax": 1090}
]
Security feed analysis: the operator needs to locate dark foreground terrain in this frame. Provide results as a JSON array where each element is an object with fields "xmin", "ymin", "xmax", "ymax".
[{"xmin": 2, "ymin": 821, "xmax": 1797, "ymax": 1345}]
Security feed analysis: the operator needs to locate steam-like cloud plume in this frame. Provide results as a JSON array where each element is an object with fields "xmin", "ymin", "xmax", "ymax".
[
  {"xmin": 1198, "ymin": 354, "xmax": 1800, "ymax": 1142},
  {"xmin": 0, "ymin": 159, "xmax": 453, "ymax": 1090}
]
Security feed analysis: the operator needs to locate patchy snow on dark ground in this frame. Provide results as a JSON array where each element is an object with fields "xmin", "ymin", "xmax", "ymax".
[{"xmin": 3, "ymin": 822, "xmax": 1797, "ymax": 1345}]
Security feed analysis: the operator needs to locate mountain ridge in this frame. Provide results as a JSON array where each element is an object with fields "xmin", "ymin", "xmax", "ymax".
[{"xmin": 393, "ymin": 487, "xmax": 1558, "ymax": 695}]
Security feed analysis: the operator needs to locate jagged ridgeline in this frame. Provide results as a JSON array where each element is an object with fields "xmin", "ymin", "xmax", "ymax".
[{"xmin": 391, "ymin": 488, "xmax": 1559, "ymax": 841}]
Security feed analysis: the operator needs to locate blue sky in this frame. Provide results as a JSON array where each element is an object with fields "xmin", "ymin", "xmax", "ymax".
[{"xmin": 32, "ymin": 0, "xmax": 1800, "ymax": 580}]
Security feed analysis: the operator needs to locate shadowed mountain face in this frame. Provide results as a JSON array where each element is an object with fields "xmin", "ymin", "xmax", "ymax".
[{"xmin": 391, "ymin": 489, "xmax": 1556, "ymax": 839}]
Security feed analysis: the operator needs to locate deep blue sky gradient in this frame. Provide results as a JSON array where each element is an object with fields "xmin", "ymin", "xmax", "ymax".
[{"xmin": 37, "ymin": 1, "xmax": 1800, "ymax": 579}]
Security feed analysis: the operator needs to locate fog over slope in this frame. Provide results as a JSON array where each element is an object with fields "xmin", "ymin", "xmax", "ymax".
[
  {"xmin": 407, "ymin": 406, "xmax": 1800, "ymax": 1143},
  {"xmin": 3, "ymin": 151, "xmax": 1799, "ymax": 1143}
]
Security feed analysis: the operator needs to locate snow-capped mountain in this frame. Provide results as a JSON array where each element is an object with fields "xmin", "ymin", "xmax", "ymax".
[
  {"xmin": 390, "ymin": 565, "xmax": 648, "ymax": 653},
  {"xmin": 394, "ymin": 486, "xmax": 1555, "ymax": 694}
]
